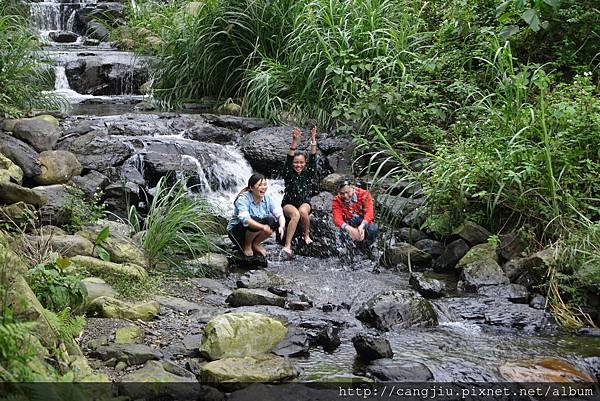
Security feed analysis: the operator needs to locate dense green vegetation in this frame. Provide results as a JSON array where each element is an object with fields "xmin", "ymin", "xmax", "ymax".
[
  {"xmin": 0, "ymin": 0, "xmax": 61, "ymax": 117},
  {"xmin": 118, "ymin": 0, "xmax": 599, "ymax": 324}
]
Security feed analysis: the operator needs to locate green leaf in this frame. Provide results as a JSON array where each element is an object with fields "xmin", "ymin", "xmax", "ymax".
[
  {"xmin": 95, "ymin": 226, "xmax": 110, "ymax": 244},
  {"xmin": 97, "ymin": 246, "xmax": 111, "ymax": 262},
  {"xmin": 543, "ymin": 0, "xmax": 559, "ymax": 7},
  {"xmin": 55, "ymin": 257, "xmax": 71, "ymax": 269},
  {"xmin": 500, "ymin": 25, "xmax": 520, "ymax": 39},
  {"xmin": 521, "ymin": 9, "xmax": 541, "ymax": 31}
]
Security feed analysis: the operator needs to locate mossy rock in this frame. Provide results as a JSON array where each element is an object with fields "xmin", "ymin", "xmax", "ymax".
[{"xmin": 200, "ymin": 354, "xmax": 298, "ymax": 383}]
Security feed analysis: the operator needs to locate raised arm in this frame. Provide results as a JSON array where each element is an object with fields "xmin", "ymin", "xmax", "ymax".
[
  {"xmin": 309, "ymin": 125, "xmax": 317, "ymax": 155},
  {"xmin": 288, "ymin": 127, "xmax": 302, "ymax": 156}
]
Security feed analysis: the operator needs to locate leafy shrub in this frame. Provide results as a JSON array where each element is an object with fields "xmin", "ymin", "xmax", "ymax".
[
  {"xmin": 62, "ymin": 186, "xmax": 105, "ymax": 233},
  {"xmin": 28, "ymin": 258, "xmax": 87, "ymax": 313}
]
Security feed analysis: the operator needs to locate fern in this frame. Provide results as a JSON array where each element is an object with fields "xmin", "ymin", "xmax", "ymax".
[
  {"xmin": 42, "ymin": 308, "xmax": 86, "ymax": 341},
  {"xmin": 0, "ymin": 321, "xmax": 37, "ymax": 381}
]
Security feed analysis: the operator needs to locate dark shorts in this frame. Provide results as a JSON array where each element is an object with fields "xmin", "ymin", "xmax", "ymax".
[
  {"xmin": 228, "ymin": 216, "xmax": 278, "ymax": 250},
  {"xmin": 282, "ymin": 197, "xmax": 312, "ymax": 210}
]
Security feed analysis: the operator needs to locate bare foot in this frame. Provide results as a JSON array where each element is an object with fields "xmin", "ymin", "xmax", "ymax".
[
  {"xmin": 252, "ymin": 244, "xmax": 267, "ymax": 256},
  {"xmin": 304, "ymin": 236, "xmax": 314, "ymax": 245},
  {"xmin": 242, "ymin": 247, "xmax": 253, "ymax": 257},
  {"xmin": 282, "ymin": 247, "xmax": 293, "ymax": 259}
]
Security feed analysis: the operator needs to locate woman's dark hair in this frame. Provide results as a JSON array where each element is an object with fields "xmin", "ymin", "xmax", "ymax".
[
  {"xmin": 234, "ymin": 173, "xmax": 266, "ymax": 204},
  {"xmin": 247, "ymin": 173, "xmax": 266, "ymax": 189},
  {"xmin": 335, "ymin": 177, "xmax": 353, "ymax": 191},
  {"xmin": 293, "ymin": 151, "xmax": 306, "ymax": 160}
]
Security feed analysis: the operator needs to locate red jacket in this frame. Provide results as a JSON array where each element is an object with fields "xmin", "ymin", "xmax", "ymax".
[{"xmin": 332, "ymin": 187, "xmax": 375, "ymax": 228}]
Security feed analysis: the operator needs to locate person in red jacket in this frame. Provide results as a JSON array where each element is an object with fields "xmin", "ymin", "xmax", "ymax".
[{"xmin": 331, "ymin": 178, "xmax": 379, "ymax": 244}]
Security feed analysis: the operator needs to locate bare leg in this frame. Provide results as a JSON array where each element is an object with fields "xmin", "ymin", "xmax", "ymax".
[
  {"xmin": 299, "ymin": 203, "xmax": 313, "ymax": 244},
  {"xmin": 283, "ymin": 204, "xmax": 300, "ymax": 255},
  {"xmin": 252, "ymin": 231, "xmax": 271, "ymax": 256},
  {"xmin": 243, "ymin": 230, "xmax": 261, "ymax": 256}
]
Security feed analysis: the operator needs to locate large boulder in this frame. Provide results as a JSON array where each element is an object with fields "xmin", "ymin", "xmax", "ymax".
[
  {"xmin": 34, "ymin": 150, "xmax": 82, "ymax": 185},
  {"xmin": 0, "ymin": 181, "xmax": 46, "ymax": 206},
  {"xmin": 477, "ymin": 284, "xmax": 529, "ymax": 303},
  {"xmin": 409, "ymin": 272, "xmax": 445, "ymax": 299},
  {"xmin": 0, "ymin": 133, "xmax": 41, "ymax": 178},
  {"xmin": 65, "ymin": 57, "xmax": 148, "ymax": 95},
  {"xmin": 188, "ymin": 253, "xmax": 229, "ymax": 277},
  {"xmin": 81, "ymin": 277, "xmax": 116, "ymax": 304},
  {"xmin": 456, "ymin": 242, "xmax": 498, "ymax": 270},
  {"xmin": 451, "ymin": 220, "xmax": 491, "ymax": 246},
  {"xmin": 352, "ymin": 333, "xmax": 393, "ymax": 362},
  {"xmin": 200, "ymin": 354, "xmax": 298, "ymax": 384},
  {"xmin": 502, "ymin": 248, "xmax": 554, "ymax": 290},
  {"xmin": 356, "ymin": 290, "xmax": 438, "ymax": 331},
  {"xmin": 32, "ymin": 184, "xmax": 69, "ymax": 225},
  {"xmin": 458, "ymin": 259, "xmax": 510, "ymax": 292},
  {"xmin": 11, "ymin": 118, "xmax": 61, "ymax": 152},
  {"xmin": 89, "ymin": 344, "xmax": 162, "ymax": 365},
  {"xmin": 57, "ymin": 131, "xmax": 132, "ymax": 171},
  {"xmin": 87, "ymin": 296, "xmax": 160, "ymax": 321},
  {"xmin": 77, "ymin": 227, "xmax": 148, "ymax": 267},
  {"xmin": 70, "ymin": 170, "xmax": 109, "ymax": 198},
  {"xmin": 25, "ymin": 234, "xmax": 94, "ymax": 257},
  {"xmin": 70, "ymin": 255, "xmax": 147, "ymax": 280},
  {"xmin": 119, "ymin": 360, "xmax": 199, "ymax": 400},
  {"xmin": 200, "ymin": 312, "xmax": 287, "ymax": 360},
  {"xmin": 381, "ymin": 242, "xmax": 432, "ymax": 267},
  {"xmin": 0, "ymin": 153, "xmax": 23, "ymax": 184},
  {"xmin": 433, "ymin": 239, "xmax": 470, "ymax": 271},
  {"xmin": 225, "ymin": 289, "xmax": 286, "ymax": 308},
  {"xmin": 364, "ymin": 359, "xmax": 434, "ymax": 382}
]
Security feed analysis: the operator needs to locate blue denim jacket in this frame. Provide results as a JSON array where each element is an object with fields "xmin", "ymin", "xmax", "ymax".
[{"xmin": 227, "ymin": 191, "xmax": 283, "ymax": 231}]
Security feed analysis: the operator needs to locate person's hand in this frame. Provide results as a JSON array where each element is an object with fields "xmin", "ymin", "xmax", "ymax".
[
  {"xmin": 262, "ymin": 224, "xmax": 273, "ymax": 235},
  {"xmin": 310, "ymin": 126, "xmax": 317, "ymax": 141},
  {"xmin": 292, "ymin": 127, "xmax": 302, "ymax": 140},
  {"xmin": 357, "ymin": 224, "xmax": 366, "ymax": 241},
  {"xmin": 346, "ymin": 226, "xmax": 362, "ymax": 241},
  {"xmin": 278, "ymin": 225, "xmax": 285, "ymax": 239}
]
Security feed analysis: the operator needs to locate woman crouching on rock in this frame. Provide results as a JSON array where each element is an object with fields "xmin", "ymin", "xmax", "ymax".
[
  {"xmin": 227, "ymin": 173, "xmax": 286, "ymax": 257},
  {"xmin": 281, "ymin": 125, "xmax": 318, "ymax": 258}
]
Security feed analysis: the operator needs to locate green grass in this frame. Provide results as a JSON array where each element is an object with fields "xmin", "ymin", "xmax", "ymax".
[{"xmin": 129, "ymin": 176, "xmax": 225, "ymax": 269}]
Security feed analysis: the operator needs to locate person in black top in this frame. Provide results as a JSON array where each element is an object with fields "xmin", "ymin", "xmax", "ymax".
[{"xmin": 281, "ymin": 126, "xmax": 317, "ymax": 258}]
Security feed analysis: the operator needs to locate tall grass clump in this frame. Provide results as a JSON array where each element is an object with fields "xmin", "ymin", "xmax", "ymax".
[
  {"xmin": 129, "ymin": 176, "xmax": 224, "ymax": 269},
  {"xmin": 0, "ymin": 2, "xmax": 61, "ymax": 117}
]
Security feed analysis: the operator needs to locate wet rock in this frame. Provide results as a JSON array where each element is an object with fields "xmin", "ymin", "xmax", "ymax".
[
  {"xmin": 364, "ymin": 359, "xmax": 433, "ymax": 382},
  {"xmin": 0, "ymin": 181, "xmax": 46, "ymax": 206},
  {"xmin": 402, "ymin": 208, "xmax": 427, "ymax": 228},
  {"xmin": 409, "ymin": 272, "xmax": 445, "ymax": 299},
  {"xmin": 502, "ymin": 250, "xmax": 552, "ymax": 290},
  {"xmin": 70, "ymin": 255, "xmax": 147, "ymax": 280},
  {"xmin": 499, "ymin": 358, "xmax": 594, "ymax": 382},
  {"xmin": 477, "ymin": 284, "xmax": 529, "ymax": 303},
  {"xmin": 183, "ymin": 123, "xmax": 239, "ymax": 144},
  {"xmin": 498, "ymin": 232, "xmax": 528, "ymax": 260},
  {"xmin": 87, "ymin": 296, "xmax": 160, "ymax": 321},
  {"xmin": 167, "ymin": 334, "xmax": 204, "ymax": 357},
  {"xmin": 376, "ymin": 194, "xmax": 421, "ymax": 219},
  {"xmin": 200, "ymin": 312, "xmax": 286, "ymax": 360},
  {"xmin": 441, "ymin": 297, "xmax": 553, "ymax": 332},
  {"xmin": 190, "ymin": 305, "xmax": 223, "ymax": 323},
  {"xmin": 119, "ymin": 360, "xmax": 199, "ymax": 400},
  {"xmin": 433, "ymin": 239, "xmax": 470, "ymax": 271},
  {"xmin": 201, "ymin": 354, "xmax": 298, "ymax": 384},
  {"xmin": 458, "ymin": 259, "xmax": 509, "ymax": 292},
  {"xmin": 451, "ymin": 221, "xmax": 491, "ymax": 246},
  {"xmin": 226, "ymin": 288, "xmax": 286, "ymax": 308},
  {"xmin": 85, "ymin": 21, "xmax": 109, "ymax": 41},
  {"xmin": 49, "ymin": 30, "xmax": 78, "ymax": 43},
  {"xmin": 114, "ymin": 326, "xmax": 144, "ymax": 344},
  {"xmin": 155, "ymin": 296, "xmax": 203, "ymax": 314},
  {"xmin": 101, "ymin": 181, "xmax": 142, "ymax": 219},
  {"xmin": 236, "ymin": 270, "xmax": 270, "ymax": 288},
  {"xmin": 352, "ymin": 333, "xmax": 393, "ymax": 362},
  {"xmin": 0, "ymin": 153, "xmax": 23, "ymax": 184},
  {"xmin": 12, "ymin": 118, "xmax": 61, "ymax": 152},
  {"xmin": 287, "ymin": 301, "xmax": 311, "ymax": 311},
  {"xmin": 396, "ymin": 227, "xmax": 429, "ymax": 244},
  {"xmin": 310, "ymin": 191, "xmax": 333, "ymax": 213},
  {"xmin": 414, "ymin": 239, "xmax": 445, "ymax": 259},
  {"xmin": 272, "ymin": 326, "xmax": 309, "ymax": 357},
  {"xmin": 81, "ymin": 277, "xmax": 116, "ymax": 304},
  {"xmin": 202, "ymin": 114, "xmax": 268, "ymax": 133},
  {"xmin": 356, "ymin": 290, "xmax": 438, "ymax": 331},
  {"xmin": 58, "ymin": 132, "xmax": 132, "ymax": 171},
  {"xmin": 314, "ymin": 326, "xmax": 341, "ymax": 352},
  {"xmin": 381, "ymin": 242, "xmax": 432, "ymax": 268},
  {"xmin": 70, "ymin": 171, "xmax": 108, "ymax": 198},
  {"xmin": 191, "ymin": 278, "xmax": 232, "ymax": 297},
  {"xmin": 529, "ymin": 293, "xmax": 546, "ymax": 309},
  {"xmin": 89, "ymin": 344, "xmax": 162, "ymax": 365},
  {"xmin": 0, "ymin": 133, "xmax": 41, "ymax": 178},
  {"xmin": 456, "ymin": 242, "xmax": 499, "ymax": 270}
]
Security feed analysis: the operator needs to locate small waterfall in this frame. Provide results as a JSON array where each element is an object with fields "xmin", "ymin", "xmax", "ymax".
[
  {"xmin": 29, "ymin": 2, "xmax": 61, "ymax": 31},
  {"xmin": 54, "ymin": 66, "xmax": 70, "ymax": 90}
]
